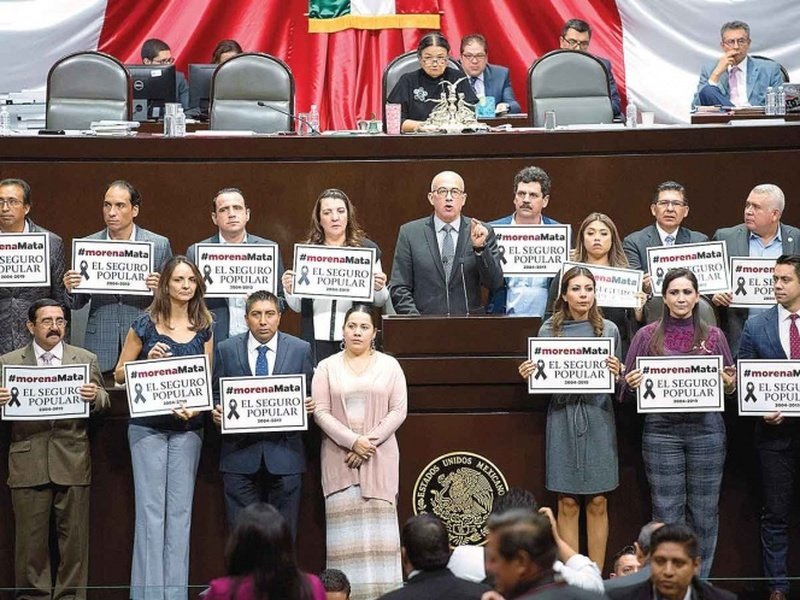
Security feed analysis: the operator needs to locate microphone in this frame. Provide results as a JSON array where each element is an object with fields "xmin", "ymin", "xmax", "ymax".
[
  {"xmin": 461, "ymin": 262, "xmax": 470, "ymax": 316},
  {"xmin": 256, "ymin": 101, "xmax": 320, "ymax": 135},
  {"xmin": 442, "ymin": 255, "xmax": 451, "ymax": 317}
]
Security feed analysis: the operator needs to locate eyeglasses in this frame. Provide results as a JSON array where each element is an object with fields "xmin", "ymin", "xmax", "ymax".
[
  {"xmin": 722, "ymin": 37, "xmax": 750, "ymax": 48},
  {"xmin": 654, "ymin": 200, "xmax": 687, "ymax": 208},
  {"xmin": 462, "ymin": 53, "xmax": 487, "ymax": 62},
  {"xmin": 38, "ymin": 318, "xmax": 68, "ymax": 327},
  {"xmin": 562, "ymin": 37, "xmax": 590, "ymax": 50},
  {"xmin": 421, "ymin": 56, "xmax": 448, "ymax": 65},
  {"xmin": 0, "ymin": 198, "xmax": 24, "ymax": 208},
  {"xmin": 432, "ymin": 187, "xmax": 465, "ymax": 199},
  {"xmin": 152, "ymin": 57, "xmax": 175, "ymax": 65}
]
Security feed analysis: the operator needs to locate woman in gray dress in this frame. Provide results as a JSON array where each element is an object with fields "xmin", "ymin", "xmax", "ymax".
[{"xmin": 519, "ymin": 265, "xmax": 622, "ymax": 570}]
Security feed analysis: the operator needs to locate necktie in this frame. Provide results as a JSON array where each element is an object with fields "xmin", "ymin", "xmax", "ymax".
[
  {"xmin": 255, "ymin": 345, "xmax": 269, "ymax": 376},
  {"xmin": 470, "ymin": 76, "xmax": 483, "ymax": 97},
  {"xmin": 441, "ymin": 224, "xmax": 455, "ymax": 283},
  {"xmin": 41, "ymin": 351, "xmax": 54, "ymax": 366},
  {"xmin": 790, "ymin": 314, "xmax": 800, "ymax": 360},
  {"xmin": 664, "ymin": 234, "xmax": 675, "ymax": 246},
  {"xmin": 728, "ymin": 66, "xmax": 740, "ymax": 105}
]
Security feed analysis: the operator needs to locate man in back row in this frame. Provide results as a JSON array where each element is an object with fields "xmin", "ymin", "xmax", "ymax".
[
  {"xmin": 460, "ymin": 34, "xmax": 521, "ymax": 115},
  {"xmin": 140, "ymin": 37, "xmax": 190, "ymax": 110}
]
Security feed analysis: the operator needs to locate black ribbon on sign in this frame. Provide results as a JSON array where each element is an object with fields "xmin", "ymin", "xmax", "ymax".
[
  {"xmin": 497, "ymin": 244, "xmax": 507, "ymax": 265},
  {"xmin": 735, "ymin": 277, "xmax": 747, "ymax": 296},
  {"xmin": 8, "ymin": 387, "xmax": 21, "ymax": 407},
  {"xmin": 203, "ymin": 265, "xmax": 213, "ymax": 285},
  {"xmin": 227, "ymin": 398, "xmax": 241, "ymax": 420},
  {"xmin": 744, "ymin": 381, "xmax": 757, "ymax": 403},
  {"xmin": 643, "ymin": 379, "xmax": 656, "ymax": 399},
  {"xmin": 133, "ymin": 383, "xmax": 146, "ymax": 404},
  {"xmin": 533, "ymin": 359, "xmax": 547, "ymax": 380},
  {"xmin": 297, "ymin": 265, "xmax": 311, "ymax": 285},
  {"xmin": 79, "ymin": 260, "xmax": 90, "ymax": 280}
]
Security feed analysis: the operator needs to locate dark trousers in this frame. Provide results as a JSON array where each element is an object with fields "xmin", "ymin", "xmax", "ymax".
[
  {"xmin": 696, "ymin": 84, "xmax": 734, "ymax": 107},
  {"xmin": 757, "ymin": 422, "xmax": 799, "ymax": 593},
  {"xmin": 222, "ymin": 468, "xmax": 302, "ymax": 539}
]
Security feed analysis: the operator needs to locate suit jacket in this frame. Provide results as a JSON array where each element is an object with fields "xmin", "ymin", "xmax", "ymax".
[
  {"xmin": 186, "ymin": 232, "xmax": 285, "ymax": 343},
  {"xmin": 713, "ymin": 222, "xmax": 800, "ymax": 354},
  {"xmin": 71, "ymin": 226, "xmax": 172, "ymax": 372},
  {"xmin": 377, "ymin": 568, "xmax": 489, "ymax": 600},
  {"xmin": 390, "ymin": 215, "xmax": 504, "ymax": 315},
  {"xmin": 213, "ymin": 330, "xmax": 313, "ymax": 475},
  {"xmin": 693, "ymin": 55, "xmax": 784, "ymax": 107},
  {"xmin": 612, "ymin": 576, "xmax": 735, "ymax": 600},
  {"xmin": 597, "ymin": 56, "xmax": 622, "ymax": 117},
  {"xmin": 482, "ymin": 63, "xmax": 521, "ymax": 114},
  {"xmin": 622, "ymin": 224, "xmax": 709, "ymax": 271},
  {"xmin": 0, "ymin": 342, "xmax": 109, "ymax": 488},
  {"xmin": 0, "ymin": 219, "xmax": 70, "ymax": 355}
]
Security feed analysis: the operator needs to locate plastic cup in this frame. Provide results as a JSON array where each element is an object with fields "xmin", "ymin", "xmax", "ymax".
[{"xmin": 385, "ymin": 103, "xmax": 402, "ymax": 135}]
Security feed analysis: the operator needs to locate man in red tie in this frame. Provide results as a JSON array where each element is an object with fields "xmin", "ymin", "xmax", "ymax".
[{"xmin": 738, "ymin": 254, "xmax": 800, "ymax": 600}]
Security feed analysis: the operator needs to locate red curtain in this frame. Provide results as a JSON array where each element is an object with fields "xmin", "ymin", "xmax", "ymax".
[{"xmin": 99, "ymin": 0, "xmax": 624, "ymax": 130}]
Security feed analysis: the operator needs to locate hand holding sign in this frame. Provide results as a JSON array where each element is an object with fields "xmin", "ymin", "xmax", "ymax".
[
  {"xmin": 147, "ymin": 342, "xmax": 172, "ymax": 360},
  {"xmin": 79, "ymin": 383, "xmax": 100, "ymax": 403},
  {"xmin": 0, "ymin": 387, "xmax": 10, "ymax": 405},
  {"xmin": 470, "ymin": 218, "xmax": 488, "ymax": 249},
  {"xmin": 63, "ymin": 270, "xmax": 83, "ymax": 293},
  {"xmin": 282, "ymin": 270, "xmax": 295, "ymax": 294},
  {"xmin": 712, "ymin": 291, "xmax": 733, "ymax": 307}
]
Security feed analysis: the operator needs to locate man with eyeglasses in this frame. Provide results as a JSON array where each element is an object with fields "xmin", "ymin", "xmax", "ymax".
[
  {"xmin": 558, "ymin": 19, "xmax": 621, "ymax": 118},
  {"xmin": 487, "ymin": 166, "xmax": 560, "ymax": 316},
  {"xmin": 141, "ymin": 37, "xmax": 190, "ymax": 110},
  {"xmin": 0, "ymin": 298, "xmax": 109, "ymax": 600},
  {"xmin": 0, "ymin": 178, "xmax": 70, "ymax": 356},
  {"xmin": 390, "ymin": 170, "xmax": 503, "ymax": 315},
  {"xmin": 459, "ymin": 34, "xmax": 520, "ymax": 115},
  {"xmin": 693, "ymin": 21, "xmax": 784, "ymax": 108},
  {"xmin": 622, "ymin": 181, "xmax": 708, "ymax": 296}
]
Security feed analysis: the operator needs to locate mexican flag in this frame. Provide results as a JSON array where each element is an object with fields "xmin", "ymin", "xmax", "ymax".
[{"xmin": 308, "ymin": 0, "xmax": 440, "ymax": 33}]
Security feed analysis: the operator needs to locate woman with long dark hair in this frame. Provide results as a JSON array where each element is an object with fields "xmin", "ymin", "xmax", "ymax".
[
  {"xmin": 205, "ymin": 503, "xmax": 325, "ymax": 600},
  {"xmin": 621, "ymin": 267, "xmax": 735, "ymax": 578}
]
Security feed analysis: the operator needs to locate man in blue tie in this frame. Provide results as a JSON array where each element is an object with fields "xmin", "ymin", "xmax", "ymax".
[
  {"xmin": 211, "ymin": 290, "xmax": 313, "ymax": 536},
  {"xmin": 459, "ymin": 34, "xmax": 521, "ymax": 115}
]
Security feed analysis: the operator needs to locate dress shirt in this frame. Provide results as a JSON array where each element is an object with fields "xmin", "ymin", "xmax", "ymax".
[
  {"xmin": 104, "ymin": 224, "xmax": 137, "ymax": 241},
  {"xmin": 777, "ymin": 304, "xmax": 800, "ymax": 359},
  {"xmin": 1, "ymin": 220, "xmax": 30, "ymax": 234},
  {"xmin": 247, "ymin": 332, "xmax": 277, "ymax": 376},
  {"xmin": 33, "ymin": 341, "xmax": 64, "ymax": 366},
  {"xmin": 748, "ymin": 228, "xmax": 783, "ymax": 319},
  {"xmin": 655, "ymin": 223, "xmax": 681, "ymax": 246},
  {"xmin": 221, "ymin": 232, "xmax": 248, "ymax": 336},
  {"xmin": 729, "ymin": 59, "xmax": 749, "ymax": 107},
  {"xmin": 506, "ymin": 215, "xmax": 550, "ymax": 316},
  {"xmin": 470, "ymin": 73, "xmax": 485, "ymax": 97},
  {"xmin": 433, "ymin": 215, "xmax": 462, "ymax": 258}
]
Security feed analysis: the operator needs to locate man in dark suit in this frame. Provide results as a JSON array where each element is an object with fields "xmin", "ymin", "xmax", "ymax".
[
  {"xmin": 460, "ymin": 34, "xmax": 521, "ymax": 114},
  {"xmin": 558, "ymin": 19, "xmax": 622, "ymax": 118},
  {"xmin": 63, "ymin": 180, "xmax": 172, "ymax": 375},
  {"xmin": 622, "ymin": 181, "xmax": 708, "ymax": 296},
  {"xmin": 390, "ymin": 171, "xmax": 503, "ymax": 315},
  {"xmin": 713, "ymin": 184, "xmax": 800, "ymax": 355},
  {"xmin": 211, "ymin": 290, "xmax": 313, "ymax": 536},
  {"xmin": 140, "ymin": 38, "xmax": 189, "ymax": 110},
  {"xmin": 693, "ymin": 20, "xmax": 784, "ymax": 108},
  {"xmin": 186, "ymin": 187, "xmax": 285, "ymax": 344},
  {"xmin": 738, "ymin": 254, "xmax": 800, "ymax": 600},
  {"xmin": 605, "ymin": 521, "xmax": 664, "ymax": 597},
  {"xmin": 0, "ymin": 298, "xmax": 109, "ymax": 600},
  {"xmin": 378, "ymin": 514, "xmax": 489, "ymax": 600},
  {"xmin": 612, "ymin": 524, "xmax": 735, "ymax": 600}
]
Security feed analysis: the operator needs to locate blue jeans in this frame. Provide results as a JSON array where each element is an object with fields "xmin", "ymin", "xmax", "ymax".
[
  {"xmin": 642, "ymin": 413, "xmax": 726, "ymax": 578},
  {"xmin": 128, "ymin": 424, "xmax": 203, "ymax": 600}
]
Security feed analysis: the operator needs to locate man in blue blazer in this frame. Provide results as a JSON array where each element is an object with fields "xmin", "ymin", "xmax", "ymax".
[
  {"xmin": 460, "ymin": 34, "xmax": 521, "ymax": 114},
  {"xmin": 738, "ymin": 254, "xmax": 800, "ymax": 600},
  {"xmin": 693, "ymin": 20, "xmax": 784, "ymax": 108},
  {"xmin": 63, "ymin": 180, "xmax": 172, "ymax": 374},
  {"xmin": 211, "ymin": 290, "xmax": 313, "ymax": 536},
  {"xmin": 488, "ymin": 166, "xmax": 560, "ymax": 316},
  {"xmin": 186, "ymin": 187, "xmax": 285, "ymax": 345}
]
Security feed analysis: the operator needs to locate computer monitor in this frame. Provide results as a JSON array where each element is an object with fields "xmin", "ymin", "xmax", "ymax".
[
  {"xmin": 188, "ymin": 64, "xmax": 217, "ymax": 118},
  {"xmin": 126, "ymin": 64, "xmax": 177, "ymax": 121}
]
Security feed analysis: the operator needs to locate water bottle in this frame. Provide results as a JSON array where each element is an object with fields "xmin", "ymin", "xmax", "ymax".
[
  {"xmin": 0, "ymin": 104, "xmax": 11, "ymax": 136},
  {"xmin": 765, "ymin": 87, "xmax": 775, "ymax": 116},
  {"xmin": 308, "ymin": 104, "xmax": 320, "ymax": 133},
  {"xmin": 776, "ymin": 85, "xmax": 786, "ymax": 116},
  {"xmin": 625, "ymin": 101, "xmax": 637, "ymax": 128},
  {"xmin": 175, "ymin": 106, "xmax": 186, "ymax": 137}
]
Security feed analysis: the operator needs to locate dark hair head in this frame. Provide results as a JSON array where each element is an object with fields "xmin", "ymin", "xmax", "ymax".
[
  {"xmin": 401, "ymin": 514, "xmax": 451, "ymax": 571},
  {"xmin": 551, "ymin": 266, "xmax": 604, "ymax": 337},
  {"xmin": 343, "ymin": 304, "xmax": 377, "ymax": 328},
  {"xmin": 649, "ymin": 523, "xmax": 699, "ymax": 560},
  {"xmin": 148, "ymin": 255, "xmax": 213, "ymax": 331},
  {"xmin": 612, "ymin": 545, "xmax": 637, "ymax": 572},
  {"xmin": 721, "ymin": 20, "xmax": 750, "ymax": 38},
  {"xmin": 776, "ymin": 254, "xmax": 800, "ymax": 282},
  {"xmin": 491, "ymin": 487, "xmax": 539, "ymax": 515},
  {"xmin": 211, "ymin": 187, "xmax": 246, "ymax": 212},
  {"xmin": 460, "ymin": 33, "xmax": 487, "ymax": 53},
  {"xmin": 307, "ymin": 188, "xmax": 365, "ymax": 246},
  {"xmin": 574, "ymin": 212, "xmax": 628, "ymax": 267},
  {"xmin": 319, "ymin": 569, "xmax": 350, "ymax": 595},
  {"xmin": 107, "ymin": 180, "xmax": 141, "ymax": 208},
  {"xmin": 0, "ymin": 178, "xmax": 31, "ymax": 205},
  {"xmin": 27, "ymin": 298, "xmax": 63, "ymax": 323},
  {"xmin": 637, "ymin": 521, "xmax": 664, "ymax": 557},
  {"xmin": 226, "ymin": 503, "xmax": 312, "ymax": 600},
  {"xmin": 652, "ymin": 181, "xmax": 687, "ymax": 205},
  {"xmin": 212, "ymin": 39, "xmax": 243, "ymax": 64},
  {"xmin": 246, "ymin": 290, "xmax": 281, "ymax": 314},
  {"xmin": 417, "ymin": 32, "xmax": 450, "ymax": 57},
  {"xmin": 562, "ymin": 19, "xmax": 591, "ymax": 38},
  {"xmin": 141, "ymin": 38, "xmax": 170, "ymax": 61},
  {"xmin": 487, "ymin": 509, "xmax": 557, "ymax": 570},
  {"xmin": 648, "ymin": 268, "xmax": 707, "ymax": 355},
  {"xmin": 513, "ymin": 166, "xmax": 551, "ymax": 197},
  {"xmin": 660, "ymin": 267, "xmax": 698, "ymax": 297}
]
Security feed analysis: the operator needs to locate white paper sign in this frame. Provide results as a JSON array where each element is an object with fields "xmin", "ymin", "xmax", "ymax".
[
  {"xmin": 292, "ymin": 244, "xmax": 375, "ymax": 301},
  {"xmin": 738, "ymin": 359, "xmax": 800, "ymax": 416},
  {"xmin": 220, "ymin": 375, "xmax": 307, "ymax": 434},
  {"xmin": 527, "ymin": 337, "xmax": 614, "ymax": 394},
  {"xmin": 636, "ymin": 356, "xmax": 724, "ymax": 413},
  {"xmin": 0, "ymin": 233, "xmax": 50, "ymax": 287},
  {"xmin": 125, "ymin": 355, "xmax": 213, "ymax": 417},
  {"xmin": 560, "ymin": 261, "xmax": 642, "ymax": 308},
  {"xmin": 646, "ymin": 241, "xmax": 729, "ymax": 296},
  {"xmin": 494, "ymin": 225, "xmax": 571, "ymax": 276},
  {"xmin": 71, "ymin": 239, "xmax": 154, "ymax": 295},
  {"xmin": 195, "ymin": 243, "xmax": 278, "ymax": 298},
  {"xmin": 2, "ymin": 364, "xmax": 89, "ymax": 421},
  {"xmin": 729, "ymin": 257, "xmax": 777, "ymax": 308}
]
